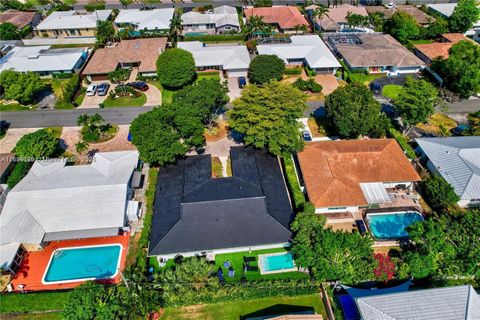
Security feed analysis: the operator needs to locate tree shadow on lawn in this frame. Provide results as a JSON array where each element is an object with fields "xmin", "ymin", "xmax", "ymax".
[{"xmin": 240, "ymin": 304, "xmax": 315, "ymax": 320}]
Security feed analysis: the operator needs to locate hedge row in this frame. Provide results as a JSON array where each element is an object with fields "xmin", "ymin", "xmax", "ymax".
[
  {"xmin": 184, "ymin": 34, "xmax": 247, "ymax": 42},
  {"xmin": 84, "ymin": 3, "xmax": 105, "ymax": 11},
  {"xmin": 388, "ymin": 128, "xmax": 417, "ymax": 159},
  {"xmin": 139, "ymin": 168, "xmax": 158, "ymax": 270},
  {"xmin": 284, "ymin": 68, "xmax": 303, "ymax": 75},
  {"xmin": 282, "ymin": 156, "xmax": 305, "ymax": 210},
  {"xmin": 63, "ymin": 74, "xmax": 80, "ymax": 103},
  {"xmin": 7, "ymin": 161, "xmax": 32, "ymax": 188}
]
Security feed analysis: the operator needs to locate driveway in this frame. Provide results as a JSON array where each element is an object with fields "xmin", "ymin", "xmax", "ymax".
[
  {"xmin": 283, "ymin": 71, "xmax": 340, "ymax": 96},
  {"xmin": 0, "ymin": 128, "xmax": 42, "ymax": 153},
  {"xmin": 227, "ymin": 77, "xmax": 243, "ymax": 101},
  {"xmin": 79, "ymin": 81, "xmax": 113, "ymax": 109},
  {"xmin": 144, "ymin": 84, "xmax": 162, "ymax": 106}
]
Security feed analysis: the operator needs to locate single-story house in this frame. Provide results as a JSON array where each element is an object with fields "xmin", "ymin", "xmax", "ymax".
[
  {"xmin": 81, "ymin": 38, "xmax": 167, "ymax": 81},
  {"xmin": 148, "ymin": 147, "xmax": 294, "ymax": 261},
  {"xmin": 307, "ymin": 4, "xmax": 369, "ymax": 32},
  {"xmin": 114, "ymin": 8, "xmax": 174, "ymax": 33},
  {"xmin": 0, "ymin": 151, "xmax": 139, "ymax": 274},
  {"xmin": 182, "ymin": 6, "xmax": 240, "ymax": 35},
  {"xmin": 177, "ymin": 41, "xmax": 250, "ymax": 77},
  {"xmin": 428, "ymin": 3, "xmax": 480, "ymax": 43},
  {"xmin": 355, "ymin": 285, "xmax": 480, "ymax": 320},
  {"xmin": 297, "ymin": 139, "xmax": 421, "ymax": 214},
  {"xmin": 414, "ymin": 33, "xmax": 475, "ymax": 64},
  {"xmin": 244, "ymin": 6, "xmax": 310, "ymax": 34},
  {"xmin": 257, "ymin": 35, "xmax": 341, "ymax": 74},
  {"xmin": 366, "ymin": 5, "xmax": 435, "ymax": 25},
  {"xmin": 0, "ymin": 45, "xmax": 88, "ymax": 76},
  {"xmin": 325, "ymin": 33, "xmax": 425, "ymax": 75},
  {"xmin": 0, "ymin": 10, "xmax": 41, "ymax": 30},
  {"xmin": 34, "ymin": 10, "xmax": 112, "ymax": 38},
  {"xmin": 416, "ymin": 137, "xmax": 480, "ymax": 208}
]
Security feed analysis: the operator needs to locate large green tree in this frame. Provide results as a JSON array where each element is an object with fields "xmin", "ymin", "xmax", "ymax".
[
  {"xmin": 156, "ymin": 48, "xmax": 196, "ymax": 89},
  {"xmin": 0, "ymin": 22, "xmax": 20, "ymax": 40},
  {"xmin": 325, "ymin": 83, "xmax": 387, "ymax": 139},
  {"xmin": 228, "ymin": 81, "xmax": 307, "ymax": 156},
  {"xmin": 291, "ymin": 203, "xmax": 375, "ymax": 284},
  {"xmin": 449, "ymin": 0, "xmax": 480, "ymax": 33},
  {"xmin": 248, "ymin": 55, "xmax": 286, "ymax": 85},
  {"xmin": 421, "ymin": 174, "xmax": 460, "ymax": 211},
  {"xmin": 95, "ymin": 20, "xmax": 116, "ymax": 46},
  {"xmin": 13, "ymin": 129, "xmax": 58, "ymax": 159},
  {"xmin": 393, "ymin": 77, "xmax": 438, "ymax": 128},
  {"xmin": 432, "ymin": 40, "xmax": 480, "ymax": 98},
  {"xmin": 0, "ymin": 70, "xmax": 46, "ymax": 105},
  {"xmin": 385, "ymin": 11, "xmax": 420, "ymax": 43}
]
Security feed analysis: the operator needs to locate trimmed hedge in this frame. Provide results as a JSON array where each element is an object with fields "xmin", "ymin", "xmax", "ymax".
[
  {"xmin": 388, "ymin": 128, "xmax": 416, "ymax": 159},
  {"xmin": 139, "ymin": 168, "xmax": 158, "ymax": 270},
  {"xmin": 7, "ymin": 161, "xmax": 32, "ymax": 188},
  {"xmin": 84, "ymin": 3, "xmax": 105, "ymax": 11},
  {"xmin": 184, "ymin": 34, "xmax": 247, "ymax": 42},
  {"xmin": 282, "ymin": 156, "xmax": 305, "ymax": 210},
  {"xmin": 284, "ymin": 68, "xmax": 302, "ymax": 75}
]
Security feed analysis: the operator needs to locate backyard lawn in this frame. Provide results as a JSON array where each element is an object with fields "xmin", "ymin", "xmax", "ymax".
[
  {"xmin": 160, "ymin": 294, "xmax": 327, "ymax": 320},
  {"xmin": 0, "ymin": 103, "xmax": 36, "ymax": 111},
  {"xmin": 214, "ymin": 248, "xmax": 308, "ymax": 281},
  {"xmin": 382, "ymin": 84, "xmax": 402, "ymax": 100},
  {"xmin": 103, "ymin": 93, "xmax": 147, "ymax": 108},
  {"xmin": 0, "ymin": 291, "xmax": 70, "ymax": 314},
  {"xmin": 196, "ymin": 72, "xmax": 221, "ymax": 82}
]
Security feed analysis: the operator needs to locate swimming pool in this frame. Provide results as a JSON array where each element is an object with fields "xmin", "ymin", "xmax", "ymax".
[
  {"xmin": 43, "ymin": 244, "xmax": 122, "ymax": 284},
  {"xmin": 258, "ymin": 252, "xmax": 296, "ymax": 275},
  {"xmin": 366, "ymin": 211, "xmax": 423, "ymax": 240}
]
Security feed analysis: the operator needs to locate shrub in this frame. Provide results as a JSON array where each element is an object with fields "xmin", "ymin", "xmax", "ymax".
[
  {"xmin": 387, "ymin": 128, "xmax": 416, "ymax": 159},
  {"xmin": 63, "ymin": 74, "xmax": 80, "ymax": 103},
  {"xmin": 422, "ymin": 174, "xmax": 460, "ymax": 211},
  {"xmin": 305, "ymin": 66, "xmax": 316, "ymax": 77},
  {"xmin": 52, "ymin": 72, "xmax": 73, "ymax": 80},
  {"xmin": 84, "ymin": 2, "xmax": 105, "ymax": 11},
  {"xmin": 282, "ymin": 156, "xmax": 305, "ymax": 210},
  {"xmin": 292, "ymin": 78, "xmax": 322, "ymax": 93},
  {"xmin": 7, "ymin": 161, "xmax": 32, "ymax": 188},
  {"xmin": 157, "ymin": 48, "xmax": 196, "ymax": 89},
  {"xmin": 0, "ymin": 70, "xmax": 47, "ymax": 105},
  {"xmin": 13, "ymin": 129, "xmax": 58, "ymax": 159},
  {"xmin": 248, "ymin": 55, "xmax": 286, "ymax": 85},
  {"xmin": 284, "ymin": 68, "xmax": 302, "ymax": 75},
  {"xmin": 108, "ymin": 68, "xmax": 131, "ymax": 83}
]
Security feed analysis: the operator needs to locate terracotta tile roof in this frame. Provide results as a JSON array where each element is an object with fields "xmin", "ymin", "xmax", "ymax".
[
  {"xmin": 366, "ymin": 5, "xmax": 435, "ymax": 24},
  {"xmin": 81, "ymin": 38, "xmax": 167, "ymax": 75},
  {"xmin": 441, "ymin": 33, "xmax": 471, "ymax": 42},
  {"xmin": 297, "ymin": 139, "xmax": 421, "ymax": 208},
  {"xmin": 0, "ymin": 10, "xmax": 38, "ymax": 29},
  {"xmin": 318, "ymin": 4, "xmax": 368, "ymax": 30},
  {"xmin": 244, "ymin": 6, "xmax": 309, "ymax": 29},
  {"xmin": 414, "ymin": 33, "xmax": 473, "ymax": 62}
]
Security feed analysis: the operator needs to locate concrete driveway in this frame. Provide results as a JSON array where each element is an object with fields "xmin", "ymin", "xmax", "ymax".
[
  {"xmin": 144, "ymin": 84, "xmax": 162, "ymax": 106},
  {"xmin": 78, "ymin": 81, "xmax": 113, "ymax": 109},
  {"xmin": 227, "ymin": 77, "xmax": 243, "ymax": 101}
]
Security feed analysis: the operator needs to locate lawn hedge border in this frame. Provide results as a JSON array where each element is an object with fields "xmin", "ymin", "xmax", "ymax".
[
  {"xmin": 388, "ymin": 127, "xmax": 417, "ymax": 160},
  {"xmin": 281, "ymin": 156, "xmax": 305, "ymax": 211}
]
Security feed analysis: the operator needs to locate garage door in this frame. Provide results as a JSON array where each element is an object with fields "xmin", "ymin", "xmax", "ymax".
[
  {"xmin": 227, "ymin": 69, "xmax": 248, "ymax": 77},
  {"xmin": 90, "ymin": 74, "xmax": 109, "ymax": 81}
]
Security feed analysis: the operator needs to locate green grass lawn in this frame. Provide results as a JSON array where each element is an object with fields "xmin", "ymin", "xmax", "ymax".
[
  {"xmin": 0, "ymin": 103, "xmax": 36, "ymax": 111},
  {"xmin": 0, "ymin": 291, "xmax": 70, "ymax": 314},
  {"xmin": 148, "ymin": 80, "xmax": 175, "ymax": 105},
  {"xmin": 214, "ymin": 247, "xmax": 308, "ymax": 282},
  {"xmin": 382, "ymin": 84, "xmax": 403, "ymax": 100},
  {"xmin": 161, "ymin": 294, "xmax": 326, "ymax": 320},
  {"xmin": 103, "ymin": 93, "xmax": 147, "ymax": 108},
  {"xmin": 196, "ymin": 72, "xmax": 221, "ymax": 82},
  {"xmin": 75, "ymin": 92, "xmax": 86, "ymax": 106},
  {"xmin": 349, "ymin": 72, "xmax": 386, "ymax": 85},
  {"xmin": 55, "ymin": 101, "xmax": 75, "ymax": 109}
]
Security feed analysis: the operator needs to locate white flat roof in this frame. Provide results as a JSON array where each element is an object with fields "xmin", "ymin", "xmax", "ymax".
[
  {"xmin": 115, "ymin": 8, "xmax": 174, "ymax": 30},
  {"xmin": 178, "ymin": 41, "xmax": 250, "ymax": 70},
  {"xmin": 181, "ymin": 6, "xmax": 239, "ymax": 28},
  {"xmin": 36, "ymin": 10, "xmax": 112, "ymax": 30},
  {"xmin": 0, "ymin": 46, "xmax": 86, "ymax": 73},
  {"xmin": 257, "ymin": 35, "xmax": 341, "ymax": 69}
]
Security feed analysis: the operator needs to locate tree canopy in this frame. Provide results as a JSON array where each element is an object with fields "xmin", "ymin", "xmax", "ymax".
[
  {"xmin": 228, "ymin": 81, "xmax": 307, "ymax": 156},
  {"xmin": 393, "ymin": 77, "xmax": 438, "ymax": 127},
  {"xmin": 325, "ymin": 83, "xmax": 387, "ymax": 139},
  {"xmin": 449, "ymin": 0, "xmax": 480, "ymax": 33},
  {"xmin": 248, "ymin": 55, "xmax": 286, "ymax": 85},
  {"xmin": 421, "ymin": 174, "xmax": 460, "ymax": 211},
  {"xmin": 156, "ymin": 48, "xmax": 196, "ymax": 89},
  {"xmin": 95, "ymin": 20, "xmax": 116, "ymax": 46},
  {"xmin": 0, "ymin": 22, "xmax": 20, "ymax": 40},
  {"xmin": 13, "ymin": 129, "xmax": 58, "ymax": 160},
  {"xmin": 432, "ymin": 40, "xmax": 480, "ymax": 98},
  {"xmin": 0, "ymin": 70, "xmax": 46, "ymax": 105},
  {"xmin": 385, "ymin": 11, "xmax": 420, "ymax": 43}
]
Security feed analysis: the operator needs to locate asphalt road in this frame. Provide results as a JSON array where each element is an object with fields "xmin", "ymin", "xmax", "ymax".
[{"xmin": 1, "ymin": 107, "xmax": 154, "ymax": 129}]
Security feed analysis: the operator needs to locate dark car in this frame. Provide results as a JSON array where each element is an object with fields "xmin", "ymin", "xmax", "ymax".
[
  {"xmin": 452, "ymin": 124, "xmax": 471, "ymax": 136},
  {"xmin": 302, "ymin": 130, "xmax": 312, "ymax": 142},
  {"xmin": 97, "ymin": 82, "xmax": 110, "ymax": 96},
  {"xmin": 371, "ymin": 81, "xmax": 381, "ymax": 94},
  {"xmin": 127, "ymin": 81, "xmax": 149, "ymax": 91},
  {"xmin": 238, "ymin": 77, "xmax": 247, "ymax": 89}
]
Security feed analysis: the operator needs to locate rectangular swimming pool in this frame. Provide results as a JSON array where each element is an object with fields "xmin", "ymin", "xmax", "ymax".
[
  {"xmin": 258, "ymin": 252, "xmax": 296, "ymax": 275},
  {"xmin": 366, "ymin": 211, "xmax": 423, "ymax": 240},
  {"xmin": 43, "ymin": 244, "xmax": 122, "ymax": 284}
]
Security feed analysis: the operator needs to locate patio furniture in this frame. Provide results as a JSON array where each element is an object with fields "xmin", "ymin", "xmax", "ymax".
[
  {"xmin": 228, "ymin": 267, "xmax": 235, "ymax": 277},
  {"xmin": 223, "ymin": 260, "xmax": 231, "ymax": 268},
  {"xmin": 243, "ymin": 256, "xmax": 255, "ymax": 263}
]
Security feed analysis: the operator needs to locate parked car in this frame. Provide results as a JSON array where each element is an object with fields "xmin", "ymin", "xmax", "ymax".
[
  {"xmin": 127, "ymin": 81, "xmax": 149, "ymax": 91},
  {"xmin": 451, "ymin": 124, "xmax": 471, "ymax": 136},
  {"xmin": 302, "ymin": 130, "xmax": 312, "ymax": 142},
  {"xmin": 370, "ymin": 81, "xmax": 381, "ymax": 94},
  {"xmin": 97, "ymin": 83, "xmax": 110, "ymax": 96},
  {"xmin": 238, "ymin": 77, "xmax": 247, "ymax": 89},
  {"xmin": 86, "ymin": 84, "xmax": 97, "ymax": 96}
]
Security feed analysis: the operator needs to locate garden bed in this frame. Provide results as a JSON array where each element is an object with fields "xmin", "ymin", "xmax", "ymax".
[
  {"xmin": 416, "ymin": 114, "xmax": 457, "ymax": 136},
  {"xmin": 382, "ymin": 84, "xmax": 402, "ymax": 100}
]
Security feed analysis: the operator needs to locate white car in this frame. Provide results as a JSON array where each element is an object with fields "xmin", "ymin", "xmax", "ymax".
[
  {"xmin": 86, "ymin": 84, "xmax": 98, "ymax": 96},
  {"xmin": 385, "ymin": 2, "xmax": 395, "ymax": 9}
]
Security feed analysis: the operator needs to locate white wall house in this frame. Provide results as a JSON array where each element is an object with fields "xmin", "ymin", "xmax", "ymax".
[
  {"xmin": 181, "ymin": 6, "xmax": 240, "ymax": 35},
  {"xmin": 114, "ymin": 8, "xmax": 174, "ymax": 32}
]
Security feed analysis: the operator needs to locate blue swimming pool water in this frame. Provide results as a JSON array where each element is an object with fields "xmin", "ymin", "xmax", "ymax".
[
  {"xmin": 262, "ymin": 253, "xmax": 295, "ymax": 272},
  {"xmin": 367, "ymin": 212, "xmax": 423, "ymax": 240},
  {"xmin": 44, "ymin": 245, "xmax": 121, "ymax": 283}
]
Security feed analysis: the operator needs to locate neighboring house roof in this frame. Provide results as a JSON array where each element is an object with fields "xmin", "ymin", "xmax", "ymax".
[
  {"xmin": 0, "ymin": 151, "xmax": 138, "ymax": 245},
  {"xmin": 0, "ymin": 45, "xmax": 86, "ymax": 73},
  {"xmin": 182, "ymin": 6, "xmax": 240, "ymax": 28},
  {"xmin": 416, "ymin": 137, "xmax": 480, "ymax": 201},
  {"xmin": 257, "ymin": 35, "xmax": 341, "ymax": 69},
  {"xmin": 177, "ymin": 41, "xmax": 250, "ymax": 70},
  {"xmin": 244, "ymin": 6, "xmax": 309, "ymax": 29},
  {"xmin": 81, "ymin": 38, "xmax": 167, "ymax": 75},
  {"xmin": 356, "ymin": 285, "xmax": 480, "ymax": 320},
  {"xmin": 328, "ymin": 33, "xmax": 424, "ymax": 68},
  {"xmin": 414, "ymin": 33, "xmax": 473, "ymax": 62},
  {"xmin": 0, "ymin": 10, "xmax": 39, "ymax": 29},
  {"xmin": 35, "ymin": 10, "xmax": 112, "ymax": 30},
  {"xmin": 316, "ymin": 4, "xmax": 368, "ymax": 31},
  {"xmin": 366, "ymin": 5, "xmax": 435, "ymax": 24},
  {"xmin": 148, "ymin": 147, "xmax": 294, "ymax": 256},
  {"xmin": 297, "ymin": 139, "xmax": 420, "ymax": 208},
  {"xmin": 115, "ymin": 8, "xmax": 174, "ymax": 30},
  {"xmin": 0, "ymin": 242, "xmax": 21, "ymax": 270},
  {"xmin": 428, "ymin": 3, "xmax": 480, "ymax": 27},
  {"xmin": 0, "ymin": 153, "xmax": 14, "ymax": 178}
]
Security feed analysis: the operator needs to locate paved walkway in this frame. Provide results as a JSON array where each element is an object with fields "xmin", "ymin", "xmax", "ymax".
[
  {"xmin": 144, "ymin": 84, "xmax": 162, "ymax": 106},
  {"xmin": 203, "ymin": 135, "xmax": 242, "ymax": 158},
  {"xmin": 0, "ymin": 128, "xmax": 41, "ymax": 153}
]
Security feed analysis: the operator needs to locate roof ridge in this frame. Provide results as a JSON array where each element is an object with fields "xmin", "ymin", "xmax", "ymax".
[{"xmin": 357, "ymin": 299, "xmax": 397, "ymax": 320}]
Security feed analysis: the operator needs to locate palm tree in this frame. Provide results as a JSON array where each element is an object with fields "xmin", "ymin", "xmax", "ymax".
[
  {"xmin": 313, "ymin": 5, "xmax": 329, "ymax": 33},
  {"xmin": 294, "ymin": 24, "xmax": 308, "ymax": 34},
  {"xmin": 169, "ymin": 13, "xmax": 183, "ymax": 45},
  {"xmin": 245, "ymin": 15, "xmax": 271, "ymax": 39}
]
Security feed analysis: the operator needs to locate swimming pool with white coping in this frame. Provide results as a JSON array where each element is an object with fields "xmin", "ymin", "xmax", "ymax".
[
  {"xmin": 258, "ymin": 252, "xmax": 297, "ymax": 275},
  {"xmin": 366, "ymin": 210, "xmax": 424, "ymax": 240}
]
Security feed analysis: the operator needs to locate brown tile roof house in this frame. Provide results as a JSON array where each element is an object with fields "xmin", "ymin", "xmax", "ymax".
[
  {"xmin": 297, "ymin": 139, "xmax": 421, "ymax": 208},
  {"xmin": 314, "ymin": 4, "xmax": 369, "ymax": 31},
  {"xmin": 414, "ymin": 33, "xmax": 475, "ymax": 64},
  {"xmin": 366, "ymin": 5, "xmax": 435, "ymax": 25},
  {"xmin": 244, "ymin": 6, "xmax": 309, "ymax": 31},
  {"xmin": 81, "ymin": 38, "xmax": 167, "ymax": 80},
  {"xmin": 0, "ymin": 10, "xmax": 41, "ymax": 30}
]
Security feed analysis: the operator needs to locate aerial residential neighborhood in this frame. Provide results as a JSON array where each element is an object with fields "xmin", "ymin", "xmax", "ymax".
[{"xmin": 0, "ymin": 0, "xmax": 479, "ymax": 319}]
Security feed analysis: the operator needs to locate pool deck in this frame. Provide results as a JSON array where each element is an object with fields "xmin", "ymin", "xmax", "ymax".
[{"xmin": 10, "ymin": 233, "xmax": 130, "ymax": 292}]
